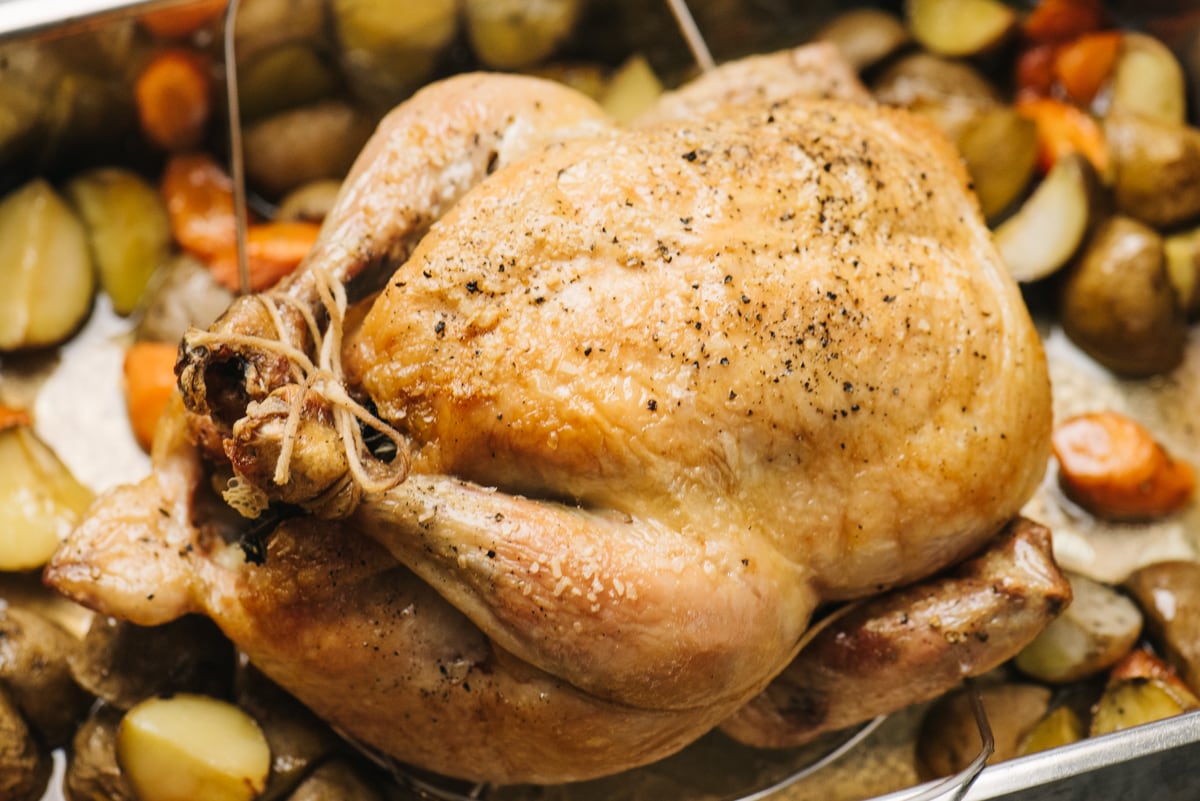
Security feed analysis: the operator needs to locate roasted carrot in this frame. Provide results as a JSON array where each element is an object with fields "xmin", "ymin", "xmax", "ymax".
[
  {"xmin": 124, "ymin": 341, "xmax": 181, "ymax": 452},
  {"xmin": 140, "ymin": 0, "xmax": 227, "ymax": 38},
  {"xmin": 0, "ymin": 405, "xmax": 32, "ymax": 433},
  {"xmin": 1015, "ymin": 43, "xmax": 1059, "ymax": 101},
  {"xmin": 1015, "ymin": 96, "xmax": 1109, "ymax": 175},
  {"xmin": 1022, "ymin": 0, "xmax": 1104, "ymax": 44},
  {"xmin": 1053, "ymin": 31, "xmax": 1122, "ymax": 106},
  {"xmin": 161, "ymin": 152, "xmax": 237, "ymax": 259},
  {"xmin": 135, "ymin": 48, "xmax": 213, "ymax": 152},
  {"xmin": 1053, "ymin": 410, "xmax": 1195, "ymax": 521},
  {"xmin": 206, "ymin": 221, "xmax": 322, "ymax": 292}
]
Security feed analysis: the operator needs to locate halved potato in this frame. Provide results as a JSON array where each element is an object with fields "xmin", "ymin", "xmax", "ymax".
[
  {"xmin": 0, "ymin": 179, "xmax": 94, "ymax": 351},
  {"xmin": 815, "ymin": 9, "xmax": 911, "ymax": 72},
  {"xmin": 1015, "ymin": 573, "xmax": 1142, "ymax": 684},
  {"xmin": 1164, "ymin": 227, "xmax": 1200, "ymax": 317},
  {"xmin": 1017, "ymin": 706, "xmax": 1084, "ymax": 756},
  {"xmin": 957, "ymin": 106, "xmax": 1038, "ymax": 222},
  {"xmin": 0, "ymin": 422, "xmax": 94, "ymax": 571},
  {"xmin": 872, "ymin": 53, "xmax": 999, "ymax": 144},
  {"xmin": 1090, "ymin": 651, "xmax": 1200, "ymax": 737},
  {"xmin": 117, "ymin": 694, "xmax": 271, "ymax": 801},
  {"xmin": 601, "ymin": 54, "xmax": 664, "ymax": 125},
  {"xmin": 66, "ymin": 704, "xmax": 135, "ymax": 801},
  {"xmin": 1105, "ymin": 113, "xmax": 1200, "ymax": 229},
  {"xmin": 66, "ymin": 167, "xmax": 171, "ymax": 316},
  {"xmin": 994, "ymin": 153, "xmax": 1097, "ymax": 282},
  {"xmin": 1108, "ymin": 32, "xmax": 1187, "ymax": 126},
  {"xmin": 905, "ymin": 0, "xmax": 1015, "ymax": 58}
]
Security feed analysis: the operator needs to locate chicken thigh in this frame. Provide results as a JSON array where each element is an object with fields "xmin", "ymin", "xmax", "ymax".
[{"xmin": 48, "ymin": 45, "xmax": 1060, "ymax": 784}]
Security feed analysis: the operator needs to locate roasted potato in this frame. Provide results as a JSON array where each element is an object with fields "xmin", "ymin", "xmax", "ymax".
[
  {"xmin": 243, "ymin": 101, "xmax": 374, "ymax": 197},
  {"xmin": 1105, "ymin": 114, "xmax": 1200, "ymax": 229},
  {"xmin": 601, "ymin": 55, "xmax": 664, "ymax": 124},
  {"xmin": 117, "ymin": 694, "xmax": 272, "ymax": 801},
  {"xmin": 0, "ymin": 687, "xmax": 51, "ymax": 801},
  {"xmin": 1164, "ymin": 227, "xmax": 1200, "ymax": 317},
  {"xmin": 287, "ymin": 759, "xmax": 385, "ymax": 801},
  {"xmin": 994, "ymin": 153, "xmax": 1098, "ymax": 281},
  {"xmin": 905, "ymin": 0, "xmax": 1015, "ymax": 59},
  {"xmin": 956, "ymin": 106, "xmax": 1039, "ymax": 223},
  {"xmin": 235, "ymin": 666, "xmax": 341, "ymax": 800},
  {"xmin": 65, "ymin": 167, "xmax": 171, "ymax": 316},
  {"xmin": 237, "ymin": 44, "xmax": 339, "ymax": 122},
  {"xmin": 0, "ymin": 179, "xmax": 95, "ymax": 351},
  {"xmin": 0, "ymin": 605, "xmax": 92, "ymax": 746},
  {"xmin": 1124, "ymin": 561, "xmax": 1200, "ymax": 695},
  {"xmin": 65, "ymin": 704, "xmax": 135, "ymax": 801},
  {"xmin": 1059, "ymin": 215, "xmax": 1188, "ymax": 377},
  {"xmin": 464, "ymin": 0, "xmax": 581, "ymax": 71},
  {"xmin": 0, "ymin": 421, "xmax": 94, "ymax": 571},
  {"xmin": 69, "ymin": 615, "xmax": 235, "ymax": 710},
  {"xmin": 1108, "ymin": 32, "xmax": 1187, "ymax": 126},
  {"xmin": 1017, "ymin": 705, "xmax": 1084, "ymax": 756},
  {"xmin": 871, "ymin": 53, "xmax": 999, "ymax": 143},
  {"xmin": 135, "ymin": 254, "xmax": 235, "ymax": 345},
  {"xmin": 916, "ymin": 683, "xmax": 1052, "ymax": 779},
  {"xmin": 1015, "ymin": 572, "xmax": 1142, "ymax": 684},
  {"xmin": 1090, "ymin": 650, "xmax": 1200, "ymax": 736},
  {"xmin": 815, "ymin": 9, "xmax": 911, "ymax": 72}
]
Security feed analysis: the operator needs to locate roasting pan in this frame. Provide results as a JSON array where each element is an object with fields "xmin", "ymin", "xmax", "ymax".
[{"xmin": 2, "ymin": 2, "xmax": 1198, "ymax": 800}]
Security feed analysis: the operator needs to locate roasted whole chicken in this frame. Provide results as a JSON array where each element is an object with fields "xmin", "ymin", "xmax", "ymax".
[{"xmin": 48, "ymin": 44, "xmax": 1070, "ymax": 784}]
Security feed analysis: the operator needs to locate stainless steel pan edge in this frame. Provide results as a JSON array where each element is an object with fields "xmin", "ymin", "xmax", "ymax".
[{"xmin": 875, "ymin": 710, "xmax": 1200, "ymax": 801}]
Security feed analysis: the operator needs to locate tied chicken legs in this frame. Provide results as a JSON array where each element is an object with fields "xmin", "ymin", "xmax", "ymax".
[{"xmin": 48, "ymin": 44, "xmax": 1068, "ymax": 784}]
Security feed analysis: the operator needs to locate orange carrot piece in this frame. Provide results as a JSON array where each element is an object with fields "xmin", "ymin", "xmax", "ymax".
[
  {"xmin": 1023, "ymin": 0, "xmax": 1104, "ymax": 44},
  {"xmin": 124, "ymin": 341, "xmax": 180, "ymax": 452},
  {"xmin": 1015, "ymin": 96, "xmax": 1109, "ymax": 175},
  {"xmin": 0, "ymin": 405, "xmax": 32, "ymax": 432},
  {"xmin": 1053, "ymin": 411, "xmax": 1195, "ymax": 521},
  {"xmin": 161, "ymin": 152, "xmax": 237, "ymax": 259},
  {"xmin": 140, "ymin": 0, "xmax": 227, "ymax": 39},
  {"xmin": 206, "ymin": 221, "xmax": 322, "ymax": 292},
  {"xmin": 1054, "ymin": 31, "xmax": 1122, "ymax": 105},
  {"xmin": 1015, "ymin": 43, "xmax": 1060, "ymax": 101},
  {"xmin": 135, "ymin": 48, "xmax": 213, "ymax": 152}
]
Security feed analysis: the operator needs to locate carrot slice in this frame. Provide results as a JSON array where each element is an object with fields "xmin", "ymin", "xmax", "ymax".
[
  {"xmin": 1015, "ymin": 96, "xmax": 1109, "ymax": 175},
  {"xmin": 124, "ymin": 341, "xmax": 180, "ymax": 452},
  {"xmin": 1015, "ymin": 43, "xmax": 1059, "ymax": 101},
  {"xmin": 0, "ymin": 405, "xmax": 32, "ymax": 432},
  {"xmin": 140, "ymin": 0, "xmax": 228, "ymax": 39},
  {"xmin": 135, "ymin": 48, "xmax": 213, "ymax": 152},
  {"xmin": 207, "ymin": 221, "xmax": 322, "ymax": 292},
  {"xmin": 1054, "ymin": 31, "xmax": 1122, "ymax": 105},
  {"xmin": 1023, "ymin": 0, "xmax": 1104, "ymax": 44},
  {"xmin": 161, "ymin": 153, "xmax": 237, "ymax": 259},
  {"xmin": 1053, "ymin": 411, "xmax": 1195, "ymax": 521}
]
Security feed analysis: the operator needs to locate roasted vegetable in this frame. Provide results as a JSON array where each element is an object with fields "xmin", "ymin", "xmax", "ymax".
[
  {"xmin": 1108, "ymin": 32, "xmax": 1187, "ymax": 125},
  {"xmin": 1052, "ymin": 411, "xmax": 1195, "ymax": 521},
  {"xmin": 1059, "ymin": 216, "xmax": 1188, "ymax": 377},
  {"xmin": 1105, "ymin": 114, "xmax": 1200, "ymax": 229},
  {"xmin": 237, "ymin": 44, "xmax": 337, "ymax": 122},
  {"xmin": 994, "ymin": 153, "xmax": 1097, "ymax": 281},
  {"xmin": 0, "ymin": 420, "xmax": 94, "ymax": 571},
  {"xmin": 905, "ymin": 0, "xmax": 1015, "ymax": 58},
  {"xmin": 275, "ymin": 180, "xmax": 342, "ymax": 224},
  {"xmin": 69, "ymin": 615, "xmax": 235, "ymax": 710},
  {"xmin": 123, "ymin": 341, "xmax": 182, "ymax": 452},
  {"xmin": 1164, "ymin": 227, "xmax": 1200, "ymax": 317},
  {"xmin": 134, "ymin": 48, "xmax": 213, "ymax": 152},
  {"xmin": 243, "ymin": 101, "xmax": 373, "ymax": 197},
  {"xmin": 0, "ymin": 179, "xmax": 95, "ymax": 350},
  {"xmin": 0, "ymin": 688, "xmax": 51, "ymax": 801},
  {"xmin": 135, "ymin": 254, "xmax": 234, "ymax": 345},
  {"xmin": 1124, "ymin": 562, "xmax": 1200, "ymax": 695},
  {"xmin": 916, "ymin": 683, "xmax": 1052, "ymax": 779},
  {"xmin": 464, "ymin": 0, "xmax": 581, "ymax": 70},
  {"xmin": 872, "ymin": 53, "xmax": 999, "ymax": 141},
  {"xmin": 287, "ymin": 759, "xmax": 384, "ymax": 801},
  {"xmin": 815, "ymin": 9, "xmax": 910, "ymax": 71},
  {"xmin": 65, "ymin": 704, "xmax": 135, "ymax": 801},
  {"xmin": 66, "ymin": 167, "xmax": 171, "ymax": 316},
  {"xmin": 1017, "ymin": 705, "xmax": 1085, "ymax": 756},
  {"xmin": 0, "ymin": 604, "xmax": 92, "ymax": 746},
  {"xmin": 956, "ymin": 106, "xmax": 1039, "ymax": 222},
  {"xmin": 1090, "ymin": 650, "xmax": 1200, "ymax": 736},
  {"xmin": 1015, "ymin": 572, "xmax": 1142, "ymax": 683},
  {"xmin": 601, "ymin": 54, "xmax": 664, "ymax": 125},
  {"xmin": 117, "ymin": 694, "xmax": 272, "ymax": 801}
]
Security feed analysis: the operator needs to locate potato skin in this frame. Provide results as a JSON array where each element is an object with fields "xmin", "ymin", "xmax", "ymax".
[
  {"xmin": 1124, "ymin": 561, "xmax": 1200, "ymax": 695},
  {"xmin": 1060, "ymin": 215, "xmax": 1187, "ymax": 377},
  {"xmin": 65, "ymin": 704, "xmax": 135, "ymax": 801},
  {"xmin": 1105, "ymin": 114, "xmax": 1200, "ymax": 229},
  {"xmin": 0, "ymin": 605, "xmax": 92, "ymax": 747},
  {"xmin": 0, "ymin": 687, "xmax": 51, "ymax": 801}
]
